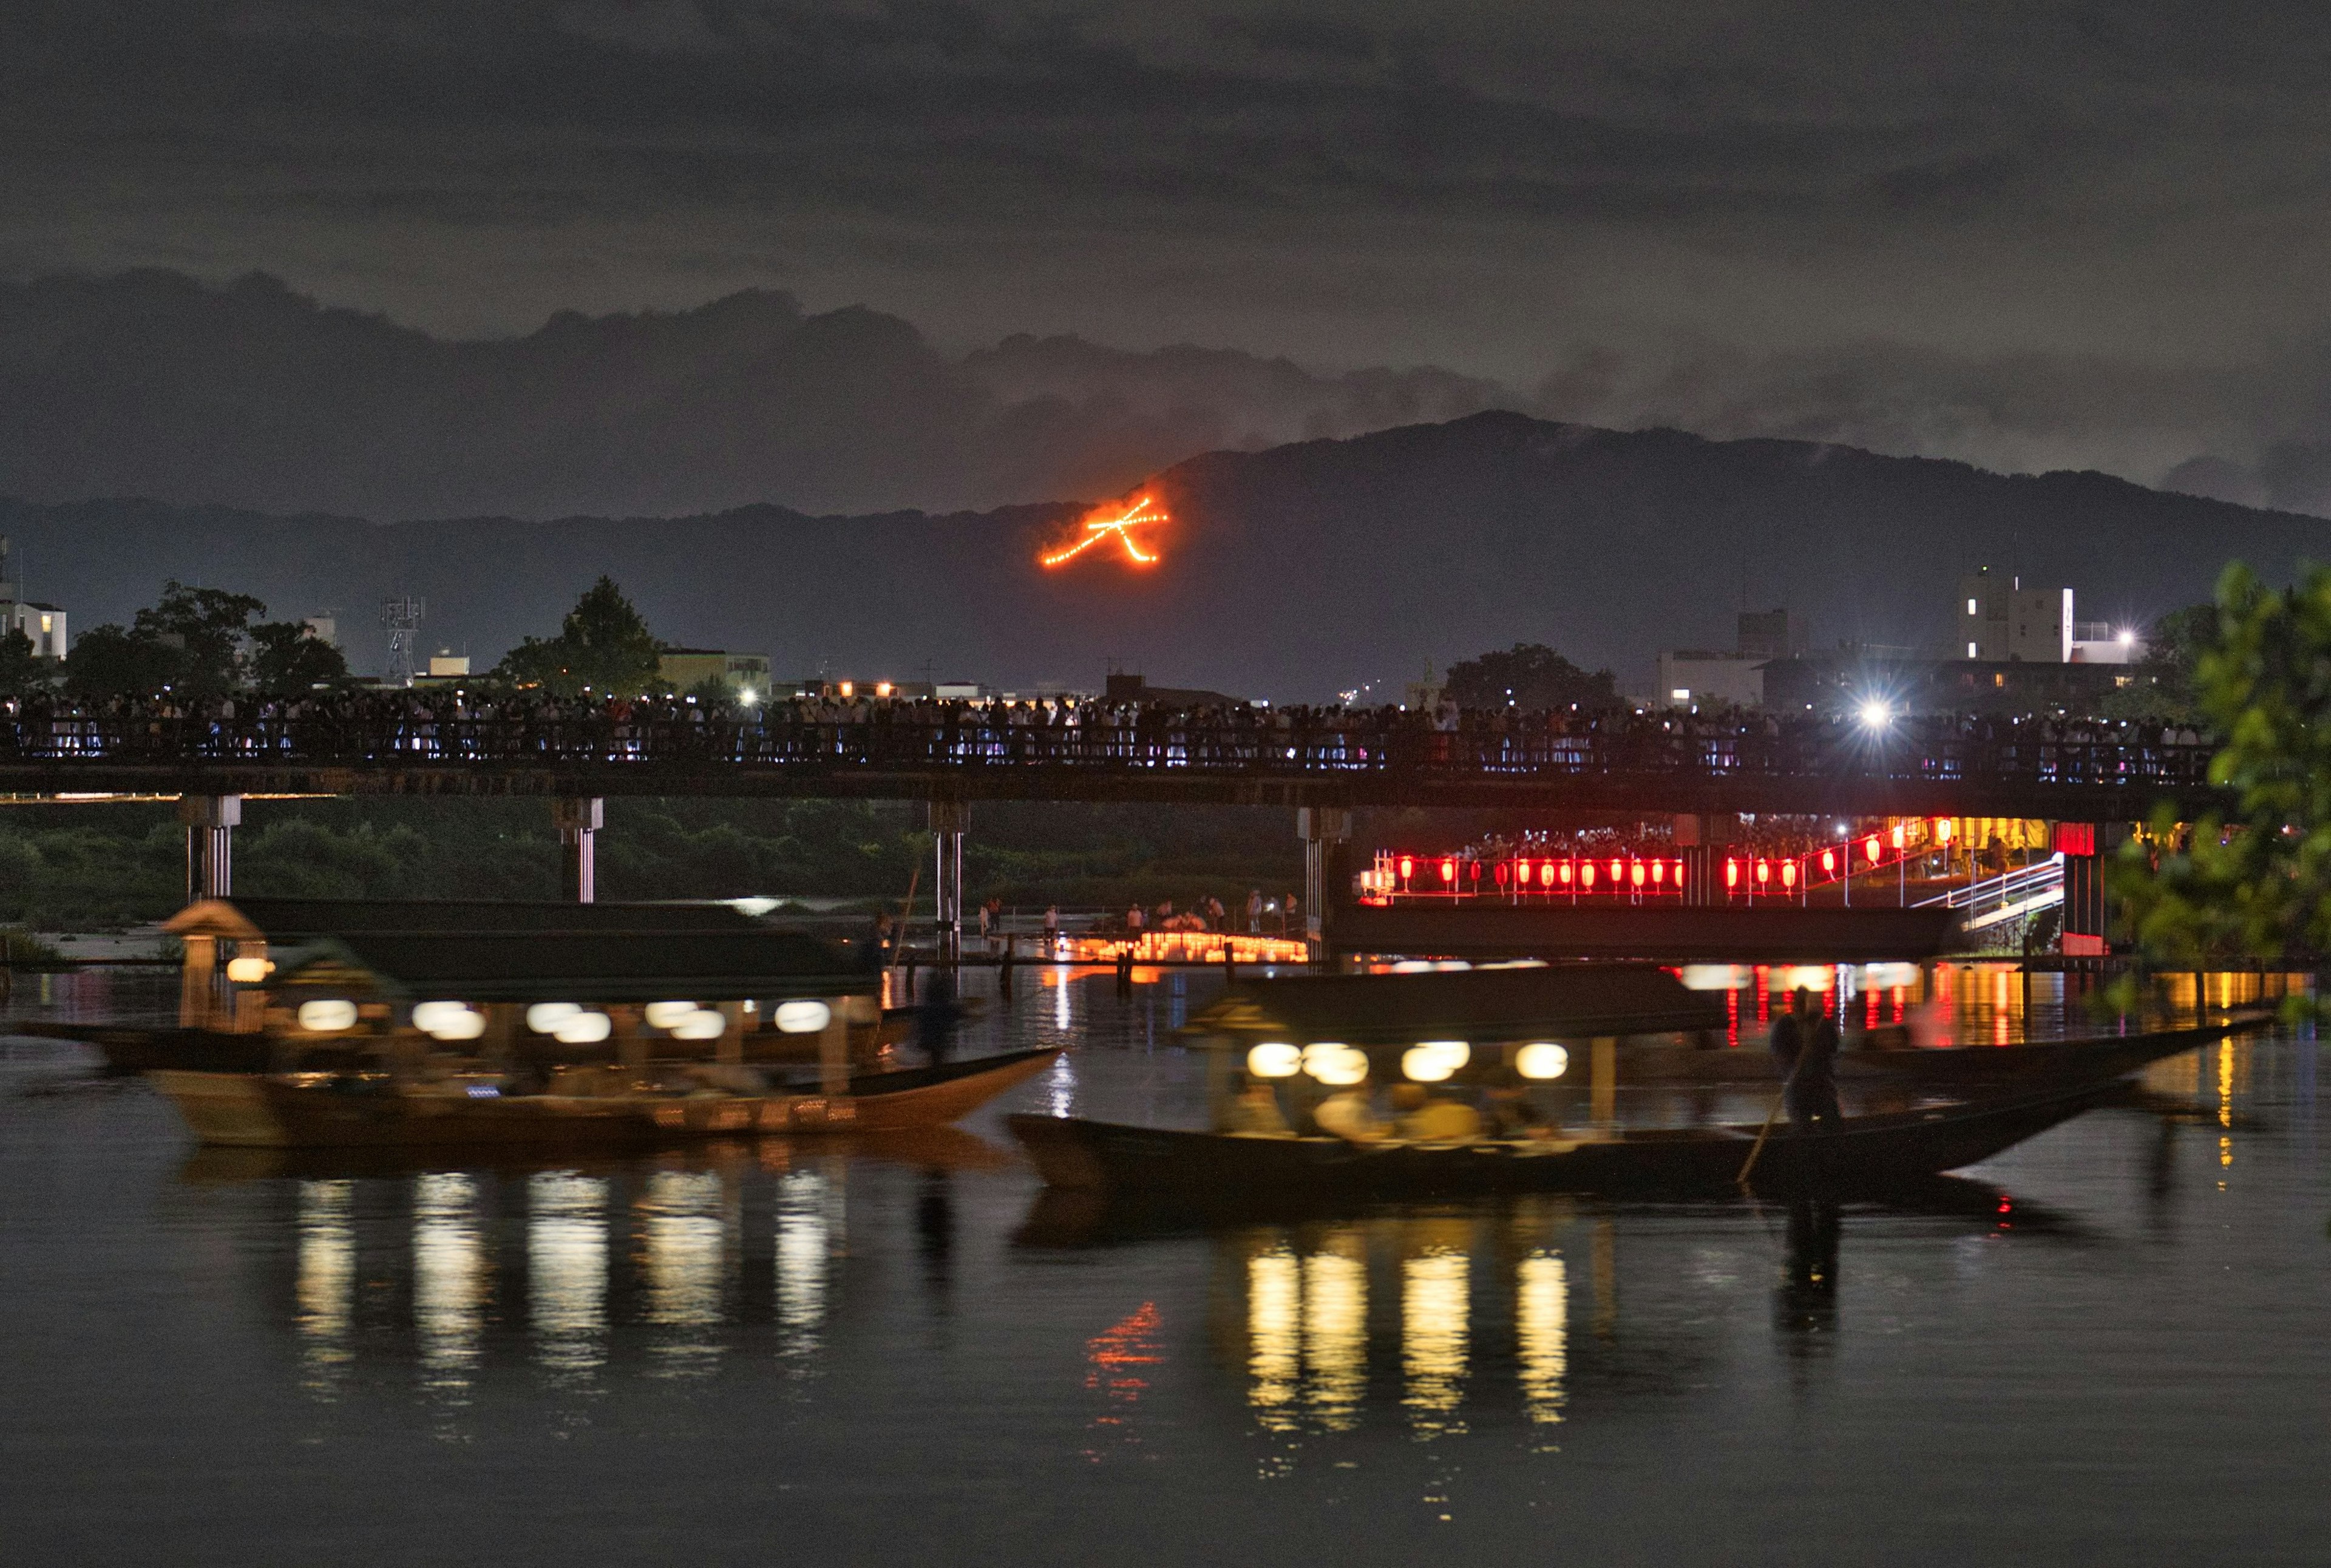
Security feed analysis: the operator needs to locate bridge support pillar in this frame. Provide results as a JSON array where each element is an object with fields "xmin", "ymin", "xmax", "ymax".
[
  {"xmin": 2054, "ymin": 822, "xmax": 2126, "ymax": 956},
  {"xmin": 929, "ymin": 801, "xmax": 968, "ymax": 965},
  {"xmin": 554, "ymin": 798, "xmax": 603, "ymax": 903},
  {"xmin": 1672, "ymin": 815, "xmax": 1714, "ymax": 907},
  {"xmin": 178, "ymin": 795, "xmax": 241, "ymax": 904},
  {"xmin": 1297, "ymin": 807, "xmax": 1351, "ymax": 970}
]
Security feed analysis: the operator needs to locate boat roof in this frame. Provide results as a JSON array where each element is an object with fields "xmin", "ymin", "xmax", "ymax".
[
  {"xmin": 166, "ymin": 897, "xmax": 775, "ymax": 943},
  {"xmin": 1189, "ymin": 963, "xmax": 1725, "ymax": 1045},
  {"xmin": 270, "ymin": 929, "xmax": 877, "ymax": 1002}
]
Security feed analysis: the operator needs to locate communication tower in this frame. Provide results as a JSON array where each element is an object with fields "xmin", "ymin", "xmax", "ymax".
[{"xmin": 381, "ymin": 595, "xmax": 424, "ymax": 687}]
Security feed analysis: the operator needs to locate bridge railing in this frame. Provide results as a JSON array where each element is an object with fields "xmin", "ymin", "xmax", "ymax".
[{"xmin": 0, "ymin": 711, "xmax": 2218, "ymax": 793}]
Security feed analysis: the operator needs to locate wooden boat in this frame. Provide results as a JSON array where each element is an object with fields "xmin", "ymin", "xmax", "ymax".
[
  {"xmin": 1008, "ymin": 1079, "xmax": 2120, "ymax": 1204},
  {"xmin": 155, "ymin": 1045, "xmax": 1060, "ymax": 1149}
]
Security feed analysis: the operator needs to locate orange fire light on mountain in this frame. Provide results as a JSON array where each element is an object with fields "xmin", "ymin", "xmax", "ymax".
[{"xmin": 1040, "ymin": 494, "xmax": 1168, "ymax": 569}]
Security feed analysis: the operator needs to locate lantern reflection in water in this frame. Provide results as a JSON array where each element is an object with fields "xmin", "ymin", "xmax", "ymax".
[
  {"xmin": 641, "ymin": 1170, "xmax": 728, "ymax": 1377},
  {"xmin": 529, "ymin": 1172, "xmax": 608, "ymax": 1376},
  {"xmin": 1515, "ymin": 1252, "xmax": 1569, "ymax": 1427},
  {"xmin": 1303, "ymin": 1246, "xmax": 1367, "ymax": 1431},
  {"xmin": 412, "ymin": 1172, "xmax": 484, "ymax": 1393},
  {"xmin": 1402, "ymin": 1250, "xmax": 1469, "ymax": 1436},
  {"xmin": 776, "ymin": 1167, "xmax": 835, "ymax": 1350},
  {"xmin": 1247, "ymin": 1249, "xmax": 1301, "ymax": 1431},
  {"xmin": 295, "ymin": 1179, "xmax": 355, "ymax": 1396}
]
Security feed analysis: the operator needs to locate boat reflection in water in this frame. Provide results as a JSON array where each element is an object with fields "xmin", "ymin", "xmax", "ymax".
[
  {"xmin": 245, "ymin": 1136, "xmax": 964, "ymax": 1407},
  {"xmin": 1183, "ymin": 1179, "xmax": 2056, "ymax": 1470}
]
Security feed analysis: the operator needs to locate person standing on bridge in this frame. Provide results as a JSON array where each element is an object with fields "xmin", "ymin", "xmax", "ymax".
[{"xmin": 1769, "ymin": 986, "xmax": 1841, "ymax": 1128}]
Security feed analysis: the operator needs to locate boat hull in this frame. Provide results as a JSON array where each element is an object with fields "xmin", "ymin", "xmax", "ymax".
[
  {"xmin": 1008, "ymin": 1081, "xmax": 2117, "ymax": 1206},
  {"xmin": 153, "ymin": 1047, "xmax": 1059, "ymax": 1149}
]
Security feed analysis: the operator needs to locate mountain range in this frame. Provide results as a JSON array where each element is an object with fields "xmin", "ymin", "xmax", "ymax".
[{"xmin": 4, "ymin": 412, "xmax": 2322, "ymax": 702}]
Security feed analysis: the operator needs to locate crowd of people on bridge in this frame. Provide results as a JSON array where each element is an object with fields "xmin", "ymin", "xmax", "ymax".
[{"xmin": 0, "ymin": 682, "xmax": 2214, "ymax": 783}]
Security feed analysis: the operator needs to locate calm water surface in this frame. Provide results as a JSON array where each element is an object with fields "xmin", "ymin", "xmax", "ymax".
[{"xmin": 3, "ymin": 963, "xmax": 2328, "ymax": 1566}]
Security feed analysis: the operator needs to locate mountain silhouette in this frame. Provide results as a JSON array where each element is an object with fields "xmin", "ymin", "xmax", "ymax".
[
  {"xmin": 2, "ymin": 412, "xmax": 2319, "ymax": 701},
  {"xmin": 0, "ymin": 270, "xmax": 1512, "ymax": 520}
]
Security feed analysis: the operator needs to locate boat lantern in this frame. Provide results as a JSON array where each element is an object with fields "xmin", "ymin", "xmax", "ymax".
[
  {"xmin": 1440, "ymin": 857, "xmax": 1456, "ymax": 886},
  {"xmin": 1650, "ymin": 860, "xmax": 1665, "ymax": 886},
  {"xmin": 526, "ymin": 1002, "xmax": 582, "ymax": 1034},
  {"xmin": 1515, "ymin": 1042, "xmax": 1570, "ymax": 1080},
  {"xmin": 1821, "ymin": 849, "xmax": 1837, "ymax": 877},
  {"xmin": 553, "ymin": 1011, "xmax": 613, "ymax": 1045},
  {"xmin": 643, "ymin": 1000, "xmax": 701, "ymax": 1030},
  {"xmin": 1726, "ymin": 858, "xmax": 1740, "ymax": 890},
  {"xmin": 1781, "ymin": 861, "xmax": 1799, "ymax": 889},
  {"xmin": 1865, "ymin": 833, "xmax": 1882, "ymax": 864},
  {"xmin": 1630, "ymin": 860, "xmax": 1647, "ymax": 889},
  {"xmin": 296, "ymin": 999, "xmax": 358, "ymax": 1033},
  {"xmin": 774, "ymin": 1000, "xmax": 833, "ymax": 1034},
  {"xmin": 1247, "ymin": 1042, "xmax": 1301, "ymax": 1079},
  {"xmin": 669, "ymin": 1010, "xmax": 727, "ymax": 1041},
  {"xmin": 225, "ymin": 955, "xmax": 273, "ymax": 984},
  {"xmin": 1399, "ymin": 855, "xmax": 1414, "ymax": 884},
  {"xmin": 1302, "ymin": 1043, "xmax": 1369, "ymax": 1086},
  {"xmin": 1401, "ymin": 1046, "xmax": 1454, "ymax": 1082},
  {"xmin": 412, "ymin": 1000, "xmax": 486, "ymax": 1042},
  {"xmin": 1580, "ymin": 863, "xmax": 1595, "ymax": 891},
  {"xmin": 1555, "ymin": 861, "xmax": 1571, "ymax": 887},
  {"xmin": 1416, "ymin": 1040, "xmax": 1469, "ymax": 1074}
]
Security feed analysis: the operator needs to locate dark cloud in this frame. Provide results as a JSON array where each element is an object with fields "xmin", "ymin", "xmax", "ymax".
[{"xmin": 6, "ymin": 4, "xmax": 2331, "ymax": 499}]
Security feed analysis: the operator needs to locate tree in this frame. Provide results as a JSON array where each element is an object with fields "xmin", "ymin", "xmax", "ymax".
[
  {"xmin": 132, "ymin": 582, "xmax": 267, "ymax": 696},
  {"xmin": 64, "ymin": 581, "xmax": 269, "ymax": 699},
  {"xmin": 495, "ymin": 577, "xmax": 665, "ymax": 696},
  {"xmin": 0, "ymin": 627, "xmax": 53, "ymax": 697},
  {"xmin": 2111, "ymin": 563, "xmax": 2331, "ymax": 993},
  {"xmin": 62, "ymin": 622, "xmax": 180, "ymax": 699},
  {"xmin": 248, "ymin": 621, "xmax": 350, "ymax": 695},
  {"xmin": 1444, "ymin": 643, "xmax": 1621, "ymax": 711},
  {"xmin": 2099, "ymin": 602, "xmax": 2219, "ymax": 722}
]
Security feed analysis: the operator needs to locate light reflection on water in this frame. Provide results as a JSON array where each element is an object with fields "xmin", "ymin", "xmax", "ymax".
[{"xmin": 6, "ymin": 960, "xmax": 2331, "ymax": 1564}]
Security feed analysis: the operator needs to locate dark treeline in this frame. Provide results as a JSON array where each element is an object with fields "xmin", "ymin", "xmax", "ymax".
[{"xmin": 0, "ymin": 797, "xmax": 1306, "ymax": 929}]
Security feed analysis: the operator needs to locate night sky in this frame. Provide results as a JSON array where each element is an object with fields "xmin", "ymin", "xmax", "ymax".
[{"xmin": 9, "ymin": 4, "xmax": 2331, "ymax": 504}]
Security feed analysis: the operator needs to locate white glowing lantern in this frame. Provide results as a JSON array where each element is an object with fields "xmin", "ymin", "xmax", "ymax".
[
  {"xmin": 774, "ymin": 1000, "xmax": 833, "ymax": 1035},
  {"xmin": 1416, "ymin": 1040, "xmax": 1470, "ymax": 1073},
  {"xmin": 1303, "ymin": 1044, "xmax": 1370, "ymax": 1087},
  {"xmin": 1516, "ymin": 1043, "xmax": 1571, "ymax": 1081},
  {"xmin": 1246, "ymin": 1042, "xmax": 1301, "ymax": 1079},
  {"xmin": 1401, "ymin": 1046, "xmax": 1454, "ymax": 1082},
  {"xmin": 225, "ymin": 955, "xmax": 273, "ymax": 984},
  {"xmin": 552, "ymin": 1011, "xmax": 613, "ymax": 1045},
  {"xmin": 526, "ymin": 1002, "xmax": 582, "ymax": 1034},
  {"xmin": 643, "ymin": 1000, "xmax": 701, "ymax": 1030},
  {"xmin": 669, "ymin": 1009, "xmax": 727, "ymax": 1041},
  {"xmin": 296, "ymin": 999, "xmax": 358, "ymax": 1033},
  {"xmin": 412, "ymin": 1000, "xmax": 487, "ymax": 1042}
]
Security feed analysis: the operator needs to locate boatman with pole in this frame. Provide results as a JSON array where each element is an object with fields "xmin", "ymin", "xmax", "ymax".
[{"xmin": 1770, "ymin": 986, "xmax": 1841, "ymax": 1127}]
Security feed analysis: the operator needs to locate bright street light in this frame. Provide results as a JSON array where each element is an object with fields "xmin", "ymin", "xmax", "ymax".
[{"xmin": 1858, "ymin": 698, "xmax": 1892, "ymax": 729}]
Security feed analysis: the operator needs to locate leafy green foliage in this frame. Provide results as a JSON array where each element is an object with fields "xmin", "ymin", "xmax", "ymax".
[
  {"xmin": 495, "ymin": 576, "xmax": 664, "ymax": 695},
  {"xmin": 1444, "ymin": 643, "xmax": 1620, "ymax": 711},
  {"xmin": 2112, "ymin": 564, "xmax": 2331, "ymax": 993}
]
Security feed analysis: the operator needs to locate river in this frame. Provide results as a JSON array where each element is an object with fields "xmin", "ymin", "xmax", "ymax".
[{"xmin": 2, "ymin": 962, "xmax": 2326, "ymax": 1566}]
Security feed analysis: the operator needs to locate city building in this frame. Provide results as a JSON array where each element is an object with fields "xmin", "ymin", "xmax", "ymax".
[
  {"xmin": 0, "ymin": 537, "xmax": 66, "ymax": 659},
  {"xmin": 659, "ymin": 649, "xmax": 772, "ymax": 699},
  {"xmin": 1655, "ymin": 609, "xmax": 1806, "ymax": 708},
  {"xmin": 1958, "ymin": 568, "xmax": 2071, "ymax": 662}
]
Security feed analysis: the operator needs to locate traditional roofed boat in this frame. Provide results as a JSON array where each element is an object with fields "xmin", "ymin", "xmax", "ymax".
[
  {"xmin": 123, "ymin": 897, "xmax": 1051, "ymax": 1149},
  {"xmin": 1008, "ymin": 1081, "xmax": 2126, "ymax": 1204},
  {"xmin": 1016, "ymin": 963, "xmax": 2263, "ymax": 1207}
]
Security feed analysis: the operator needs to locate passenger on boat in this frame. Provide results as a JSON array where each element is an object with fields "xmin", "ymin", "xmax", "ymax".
[
  {"xmin": 1220, "ymin": 1074, "xmax": 1293, "ymax": 1136},
  {"xmin": 1484, "ymin": 1068, "xmax": 1553, "ymax": 1139},
  {"xmin": 1313, "ymin": 1081, "xmax": 1390, "ymax": 1142},
  {"xmin": 1388, "ymin": 1082, "xmax": 1483, "ymax": 1142},
  {"xmin": 1770, "ymin": 987, "xmax": 1842, "ymax": 1127}
]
